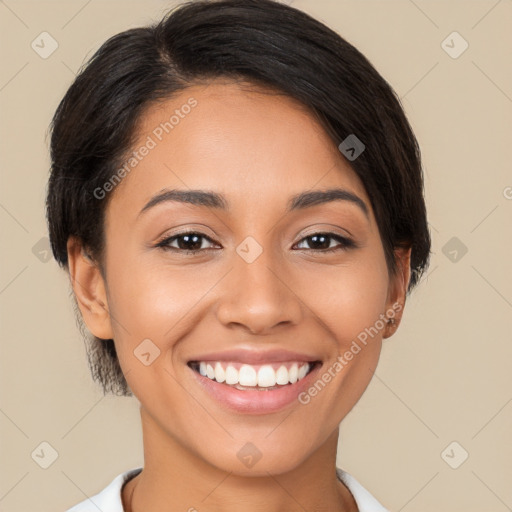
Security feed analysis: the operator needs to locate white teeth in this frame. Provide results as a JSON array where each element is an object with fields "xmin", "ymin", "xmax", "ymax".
[
  {"xmin": 275, "ymin": 365, "xmax": 289, "ymax": 385},
  {"xmin": 195, "ymin": 361, "xmax": 312, "ymax": 388},
  {"xmin": 239, "ymin": 365, "xmax": 257, "ymax": 386},
  {"xmin": 214, "ymin": 362, "xmax": 225, "ymax": 383},
  {"xmin": 298, "ymin": 363, "xmax": 308, "ymax": 380},
  {"xmin": 257, "ymin": 365, "xmax": 276, "ymax": 387},
  {"xmin": 289, "ymin": 363, "xmax": 298, "ymax": 384},
  {"xmin": 225, "ymin": 365, "xmax": 238, "ymax": 385}
]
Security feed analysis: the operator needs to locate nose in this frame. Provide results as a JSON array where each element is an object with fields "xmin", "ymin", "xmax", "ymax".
[{"xmin": 215, "ymin": 248, "xmax": 303, "ymax": 335}]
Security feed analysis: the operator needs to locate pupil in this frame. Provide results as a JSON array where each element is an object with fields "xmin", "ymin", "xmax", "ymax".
[
  {"xmin": 179, "ymin": 234, "xmax": 201, "ymax": 250},
  {"xmin": 310, "ymin": 234, "xmax": 329, "ymax": 249}
]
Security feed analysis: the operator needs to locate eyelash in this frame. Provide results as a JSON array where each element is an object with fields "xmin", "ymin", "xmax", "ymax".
[{"xmin": 154, "ymin": 230, "xmax": 357, "ymax": 255}]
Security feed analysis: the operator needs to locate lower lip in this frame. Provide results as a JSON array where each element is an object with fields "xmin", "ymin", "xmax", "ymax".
[{"xmin": 189, "ymin": 363, "xmax": 321, "ymax": 414}]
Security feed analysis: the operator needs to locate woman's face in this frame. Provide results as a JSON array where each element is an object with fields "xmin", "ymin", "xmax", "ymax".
[{"xmin": 73, "ymin": 80, "xmax": 409, "ymax": 475}]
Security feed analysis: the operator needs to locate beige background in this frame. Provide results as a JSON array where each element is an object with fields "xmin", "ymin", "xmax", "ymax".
[{"xmin": 1, "ymin": 0, "xmax": 511, "ymax": 511}]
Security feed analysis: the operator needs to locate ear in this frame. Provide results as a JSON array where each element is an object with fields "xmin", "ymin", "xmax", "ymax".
[
  {"xmin": 383, "ymin": 246, "xmax": 412, "ymax": 339},
  {"xmin": 66, "ymin": 236, "xmax": 114, "ymax": 340}
]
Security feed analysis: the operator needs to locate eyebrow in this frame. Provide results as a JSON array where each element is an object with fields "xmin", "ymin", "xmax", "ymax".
[{"xmin": 138, "ymin": 187, "xmax": 369, "ymax": 218}]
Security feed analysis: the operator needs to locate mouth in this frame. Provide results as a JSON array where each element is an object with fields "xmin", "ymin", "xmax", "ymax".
[
  {"xmin": 187, "ymin": 360, "xmax": 321, "ymax": 391},
  {"xmin": 186, "ymin": 357, "xmax": 322, "ymax": 414}
]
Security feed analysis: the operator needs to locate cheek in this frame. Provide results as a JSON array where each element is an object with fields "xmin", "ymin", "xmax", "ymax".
[
  {"xmin": 107, "ymin": 239, "xmax": 390, "ymax": 352},
  {"xmin": 295, "ymin": 262, "xmax": 388, "ymax": 425},
  {"xmin": 103, "ymin": 254, "xmax": 190, "ymax": 355},
  {"xmin": 104, "ymin": 261, "xmax": 198, "ymax": 408},
  {"xmin": 104, "ymin": 254, "xmax": 225, "ymax": 380},
  {"xmin": 301, "ymin": 257, "xmax": 389, "ymax": 347}
]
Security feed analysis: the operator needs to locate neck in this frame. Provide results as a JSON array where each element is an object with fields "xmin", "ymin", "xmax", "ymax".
[{"xmin": 122, "ymin": 406, "xmax": 358, "ymax": 512}]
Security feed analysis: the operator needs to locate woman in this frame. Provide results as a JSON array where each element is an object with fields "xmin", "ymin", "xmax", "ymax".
[{"xmin": 46, "ymin": 0, "xmax": 431, "ymax": 510}]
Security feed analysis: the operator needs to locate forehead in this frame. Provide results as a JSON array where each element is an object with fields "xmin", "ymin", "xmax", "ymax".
[{"xmin": 107, "ymin": 80, "xmax": 370, "ymax": 217}]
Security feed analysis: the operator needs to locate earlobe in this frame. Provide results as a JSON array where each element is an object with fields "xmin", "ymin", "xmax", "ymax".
[
  {"xmin": 66, "ymin": 237, "xmax": 114, "ymax": 340},
  {"xmin": 383, "ymin": 246, "xmax": 412, "ymax": 339}
]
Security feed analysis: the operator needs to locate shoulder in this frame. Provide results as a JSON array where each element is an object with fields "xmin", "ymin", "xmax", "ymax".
[
  {"xmin": 336, "ymin": 467, "xmax": 390, "ymax": 512},
  {"xmin": 65, "ymin": 467, "xmax": 143, "ymax": 512}
]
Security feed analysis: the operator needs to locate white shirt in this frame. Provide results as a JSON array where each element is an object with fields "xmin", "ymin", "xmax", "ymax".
[{"xmin": 66, "ymin": 466, "xmax": 389, "ymax": 512}]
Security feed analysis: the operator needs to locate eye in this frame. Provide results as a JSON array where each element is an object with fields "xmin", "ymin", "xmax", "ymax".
[
  {"xmin": 293, "ymin": 232, "xmax": 356, "ymax": 253},
  {"xmin": 155, "ymin": 231, "xmax": 219, "ymax": 253},
  {"xmin": 155, "ymin": 230, "xmax": 356, "ymax": 255}
]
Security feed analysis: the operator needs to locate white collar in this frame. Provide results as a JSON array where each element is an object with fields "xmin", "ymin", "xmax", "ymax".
[{"xmin": 66, "ymin": 466, "xmax": 389, "ymax": 511}]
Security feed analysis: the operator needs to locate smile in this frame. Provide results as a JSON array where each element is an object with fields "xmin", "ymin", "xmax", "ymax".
[
  {"xmin": 187, "ymin": 356, "xmax": 322, "ymax": 414},
  {"xmin": 189, "ymin": 360, "xmax": 317, "ymax": 390}
]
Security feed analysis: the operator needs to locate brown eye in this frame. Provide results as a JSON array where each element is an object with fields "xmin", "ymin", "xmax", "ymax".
[
  {"xmin": 156, "ymin": 231, "xmax": 219, "ymax": 253},
  {"xmin": 294, "ymin": 233, "xmax": 356, "ymax": 252}
]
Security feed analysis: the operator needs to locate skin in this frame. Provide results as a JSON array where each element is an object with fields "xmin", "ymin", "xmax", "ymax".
[{"xmin": 67, "ymin": 79, "xmax": 411, "ymax": 512}]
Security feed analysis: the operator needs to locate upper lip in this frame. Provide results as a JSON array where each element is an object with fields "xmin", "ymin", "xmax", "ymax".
[{"xmin": 187, "ymin": 348, "xmax": 321, "ymax": 365}]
